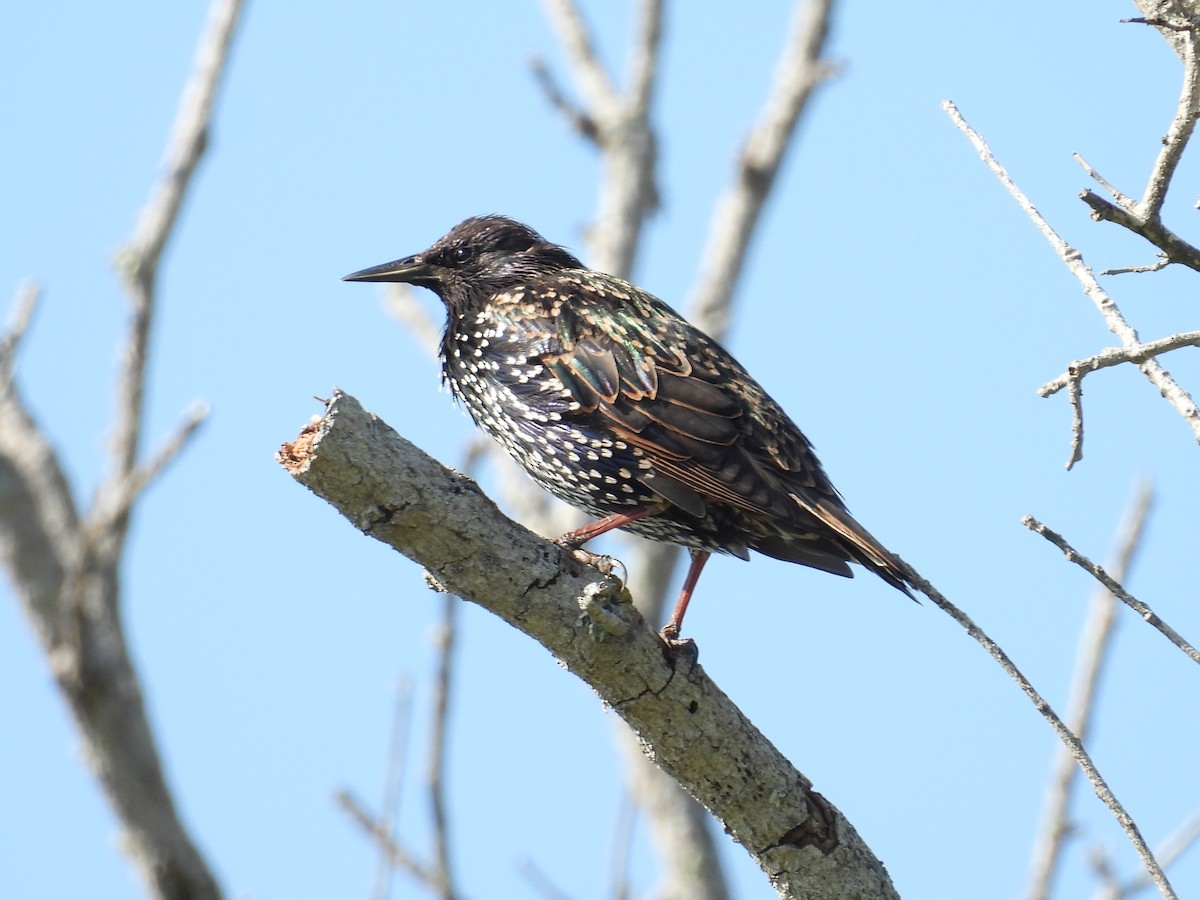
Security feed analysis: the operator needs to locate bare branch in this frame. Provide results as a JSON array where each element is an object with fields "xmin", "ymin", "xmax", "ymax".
[
  {"xmin": 90, "ymin": 401, "xmax": 210, "ymax": 534},
  {"xmin": 1065, "ymin": 376, "xmax": 1085, "ymax": 470},
  {"xmin": 538, "ymin": 0, "xmax": 664, "ymax": 277},
  {"xmin": 0, "ymin": 3, "xmax": 244, "ymax": 897},
  {"xmin": 530, "ymin": 57, "xmax": 601, "ymax": 144},
  {"xmin": 1102, "ymin": 256, "xmax": 1170, "ymax": 276},
  {"xmin": 1078, "ymin": 188, "xmax": 1200, "ymax": 272},
  {"xmin": 1075, "ymin": 152, "xmax": 1136, "ymax": 209},
  {"xmin": 1, "ymin": 281, "xmax": 40, "ymax": 370},
  {"xmin": 1024, "ymin": 481, "xmax": 1154, "ymax": 900},
  {"xmin": 280, "ymin": 391, "xmax": 900, "ymax": 900},
  {"xmin": 691, "ymin": 0, "xmax": 840, "ymax": 339},
  {"xmin": 384, "ymin": 283, "xmax": 442, "ymax": 360},
  {"xmin": 1138, "ymin": 17, "xmax": 1200, "ymax": 216},
  {"xmin": 1038, "ymin": 331, "xmax": 1200, "ymax": 397},
  {"xmin": 1095, "ymin": 807, "xmax": 1200, "ymax": 900},
  {"xmin": 1023, "ymin": 516, "xmax": 1200, "ymax": 666},
  {"xmin": 109, "ymin": 0, "xmax": 243, "ymax": 491},
  {"xmin": 369, "ymin": 678, "xmax": 413, "ymax": 900},
  {"xmin": 338, "ymin": 791, "xmax": 444, "ymax": 893},
  {"xmin": 539, "ymin": 0, "xmax": 618, "ymax": 114},
  {"xmin": 427, "ymin": 594, "xmax": 458, "ymax": 899},
  {"xmin": 1069, "ymin": 10, "xmax": 1200, "ymax": 267},
  {"xmin": 942, "ymin": 100, "xmax": 1200, "ymax": 452},
  {"xmin": 626, "ymin": 0, "xmax": 664, "ymax": 115},
  {"xmin": 893, "ymin": 558, "xmax": 1178, "ymax": 900}
]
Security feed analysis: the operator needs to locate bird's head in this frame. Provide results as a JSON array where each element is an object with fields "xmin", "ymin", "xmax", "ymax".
[{"xmin": 343, "ymin": 215, "xmax": 583, "ymax": 313}]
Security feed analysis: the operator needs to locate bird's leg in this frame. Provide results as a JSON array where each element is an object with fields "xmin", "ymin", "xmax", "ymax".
[
  {"xmin": 556, "ymin": 503, "xmax": 667, "ymax": 550},
  {"xmin": 660, "ymin": 549, "xmax": 711, "ymax": 644}
]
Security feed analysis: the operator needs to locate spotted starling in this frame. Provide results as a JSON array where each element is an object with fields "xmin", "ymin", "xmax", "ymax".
[{"xmin": 345, "ymin": 215, "xmax": 912, "ymax": 640}]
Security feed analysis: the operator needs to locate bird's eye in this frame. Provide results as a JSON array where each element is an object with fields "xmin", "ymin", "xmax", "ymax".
[{"xmin": 450, "ymin": 246, "xmax": 474, "ymax": 265}]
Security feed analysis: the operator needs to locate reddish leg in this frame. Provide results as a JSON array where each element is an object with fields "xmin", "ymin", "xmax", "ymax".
[
  {"xmin": 661, "ymin": 549, "xmax": 711, "ymax": 643},
  {"xmin": 557, "ymin": 503, "xmax": 666, "ymax": 549}
]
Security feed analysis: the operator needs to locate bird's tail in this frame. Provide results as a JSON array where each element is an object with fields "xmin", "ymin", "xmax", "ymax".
[{"xmin": 807, "ymin": 498, "xmax": 915, "ymax": 600}]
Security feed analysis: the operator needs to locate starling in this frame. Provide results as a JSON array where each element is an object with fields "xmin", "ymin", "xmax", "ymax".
[{"xmin": 345, "ymin": 215, "xmax": 912, "ymax": 641}]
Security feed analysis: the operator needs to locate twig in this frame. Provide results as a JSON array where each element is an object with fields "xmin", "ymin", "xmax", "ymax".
[
  {"xmin": 1065, "ymin": 376, "xmax": 1085, "ymax": 470},
  {"xmin": 530, "ymin": 57, "xmax": 600, "ymax": 144},
  {"xmin": 89, "ymin": 401, "xmax": 210, "ymax": 534},
  {"xmin": 942, "ymin": 100, "xmax": 1200, "ymax": 455},
  {"xmin": 539, "ymin": 0, "xmax": 618, "ymax": 116},
  {"xmin": 1070, "ymin": 11, "xmax": 1200, "ymax": 270},
  {"xmin": 690, "ymin": 0, "xmax": 841, "ymax": 339},
  {"xmin": 369, "ymin": 677, "xmax": 413, "ymax": 900},
  {"xmin": 1102, "ymin": 257, "xmax": 1170, "ymax": 276},
  {"xmin": 427, "ymin": 589, "xmax": 459, "ymax": 899},
  {"xmin": 1094, "ymin": 808, "xmax": 1200, "ymax": 899},
  {"xmin": 1038, "ymin": 331, "xmax": 1200, "ymax": 397},
  {"xmin": 109, "ymin": 0, "xmax": 242, "ymax": 493},
  {"xmin": 609, "ymin": 792, "xmax": 637, "ymax": 900},
  {"xmin": 894, "ymin": 558, "xmax": 1177, "ymax": 900},
  {"xmin": 625, "ymin": 0, "xmax": 663, "ymax": 119},
  {"xmin": 538, "ymin": 0, "xmax": 663, "ymax": 276},
  {"xmin": 0, "ymin": 281, "xmax": 40, "ymax": 369},
  {"xmin": 384, "ymin": 283, "xmax": 442, "ymax": 360},
  {"xmin": 1136, "ymin": 19, "xmax": 1200, "ymax": 217},
  {"xmin": 1024, "ymin": 481, "xmax": 1154, "ymax": 900},
  {"xmin": 1023, "ymin": 516, "xmax": 1200, "ymax": 666},
  {"xmin": 338, "ymin": 791, "xmax": 444, "ymax": 892},
  {"xmin": 517, "ymin": 857, "xmax": 576, "ymax": 900},
  {"xmin": 1077, "ymin": 189, "xmax": 1200, "ymax": 273}
]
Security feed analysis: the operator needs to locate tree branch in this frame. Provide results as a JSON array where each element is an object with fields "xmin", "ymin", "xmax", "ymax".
[
  {"xmin": 690, "ymin": 0, "xmax": 840, "ymax": 339},
  {"xmin": 941, "ymin": 100, "xmax": 1200, "ymax": 460},
  {"xmin": 0, "ymin": 2, "xmax": 244, "ymax": 897},
  {"xmin": 1023, "ymin": 516, "xmax": 1200, "ymax": 666},
  {"xmin": 894, "ymin": 558, "xmax": 1177, "ymax": 900},
  {"xmin": 279, "ymin": 390, "xmax": 899, "ymax": 900},
  {"xmin": 1024, "ymin": 481, "xmax": 1154, "ymax": 900}
]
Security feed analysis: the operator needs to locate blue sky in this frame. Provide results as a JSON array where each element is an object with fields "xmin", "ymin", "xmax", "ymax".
[{"xmin": 3, "ymin": 1, "xmax": 1198, "ymax": 898}]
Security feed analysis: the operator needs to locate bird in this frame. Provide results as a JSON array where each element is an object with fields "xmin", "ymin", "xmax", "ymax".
[{"xmin": 344, "ymin": 215, "xmax": 912, "ymax": 642}]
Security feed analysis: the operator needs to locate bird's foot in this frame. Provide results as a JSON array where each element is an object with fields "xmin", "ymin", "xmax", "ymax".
[
  {"xmin": 658, "ymin": 624, "xmax": 699, "ymax": 669},
  {"xmin": 568, "ymin": 548, "xmax": 627, "ymax": 582}
]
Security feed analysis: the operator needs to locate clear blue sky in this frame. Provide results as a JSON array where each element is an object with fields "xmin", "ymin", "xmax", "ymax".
[{"xmin": 3, "ymin": 2, "xmax": 1198, "ymax": 898}]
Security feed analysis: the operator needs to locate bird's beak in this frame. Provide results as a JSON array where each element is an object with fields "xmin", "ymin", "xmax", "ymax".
[{"xmin": 342, "ymin": 254, "xmax": 438, "ymax": 285}]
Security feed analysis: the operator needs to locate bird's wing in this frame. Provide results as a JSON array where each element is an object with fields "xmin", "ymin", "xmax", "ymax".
[{"xmin": 522, "ymin": 278, "xmax": 841, "ymax": 528}]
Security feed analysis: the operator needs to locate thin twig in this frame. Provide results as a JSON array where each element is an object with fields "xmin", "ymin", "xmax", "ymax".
[
  {"xmin": 1065, "ymin": 377, "xmax": 1085, "ymax": 470},
  {"xmin": 338, "ymin": 791, "xmax": 444, "ymax": 892},
  {"xmin": 1068, "ymin": 12, "xmax": 1200, "ymax": 270},
  {"xmin": 942, "ymin": 100, "xmax": 1200, "ymax": 454},
  {"xmin": 1078, "ymin": 189, "xmax": 1200, "ymax": 273},
  {"xmin": 690, "ymin": 0, "xmax": 840, "ymax": 339},
  {"xmin": 0, "ymin": 282, "xmax": 40, "ymax": 369},
  {"xmin": 625, "ymin": 0, "xmax": 663, "ymax": 116},
  {"xmin": 1023, "ymin": 516, "xmax": 1200, "ymax": 666},
  {"xmin": 530, "ymin": 57, "xmax": 601, "ymax": 144},
  {"xmin": 1138, "ymin": 21, "xmax": 1200, "ymax": 217},
  {"xmin": 609, "ymin": 792, "xmax": 637, "ymax": 900},
  {"xmin": 89, "ymin": 401, "xmax": 210, "ymax": 534},
  {"xmin": 1024, "ymin": 481, "xmax": 1154, "ymax": 900},
  {"xmin": 894, "ymin": 558, "xmax": 1178, "ymax": 900},
  {"xmin": 1095, "ymin": 808, "xmax": 1200, "ymax": 900},
  {"xmin": 1039, "ymin": 331, "xmax": 1200, "ymax": 397},
  {"xmin": 109, "ymin": 0, "xmax": 242, "ymax": 492},
  {"xmin": 1102, "ymin": 257, "xmax": 1170, "ymax": 276},
  {"xmin": 517, "ymin": 857, "xmax": 576, "ymax": 900},
  {"xmin": 427, "ymin": 591, "xmax": 459, "ymax": 899},
  {"xmin": 384, "ymin": 283, "xmax": 441, "ymax": 360},
  {"xmin": 539, "ymin": 0, "xmax": 617, "ymax": 115},
  {"xmin": 369, "ymin": 677, "xmax": 413, "ymax": 900},
  {"xmin": 1075, "ymin": 152, "xmax": 1135, "ymax": 209}
]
